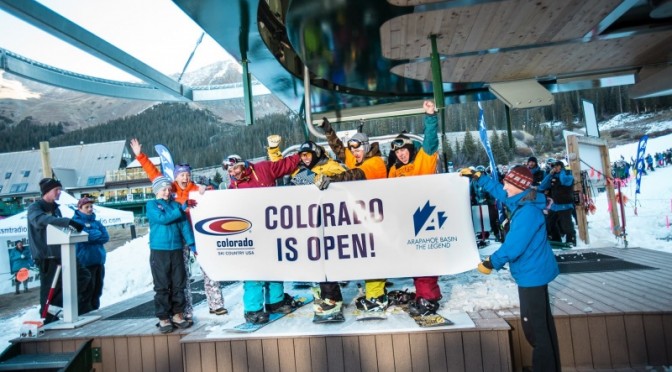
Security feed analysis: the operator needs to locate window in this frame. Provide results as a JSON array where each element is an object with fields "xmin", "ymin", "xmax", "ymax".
[
  {"xmin": 23, "ymin": 170, "xmax": 30, "ymax": 177},
  {"xmin": 4, "ymin": 172, "xmax": 11, "ymax": 179},
  {"xmin": 86, "ymin": 176, "xmax": 105, "ymax": 186},
  {"xmin": 9, "ymin": 183, "xmax": 28, "ymax": 193}
]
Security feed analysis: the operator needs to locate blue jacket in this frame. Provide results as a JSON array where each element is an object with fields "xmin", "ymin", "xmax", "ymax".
[
  {"xmin": 9, "ymin": 246, "xmax": 33, "ymax": 274},
  {"xmin": 73, "ymin": 210, "xmax": 109, "ymax": 266},
  {"xmin": 146, "ymin": 198, "xmax": 194, "ymax": 250},
  {"xmin": 539, "ymin": 170, "xmax": 575, "ymax": 211},
  {"xmin": 477, "ymin": 175, "xmax": 559, "ymax": 287}
]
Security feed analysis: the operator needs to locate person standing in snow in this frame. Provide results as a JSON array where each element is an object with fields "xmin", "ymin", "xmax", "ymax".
[
  {"xmin": 146, "ymin": 176, "xmax": 195, "ymax": 333},
  {"xmin": 318, "ymin": 117, "xmax": 389, "ymax": 314},
  {"xmin": 526, "ymin": 157, "xmax": 545, "ymax": 186},
  {"xmin": 73, "ymin": 197, "xmax": 109, "ymax": 311},
  {"xmin": 9, "ymin": 241, "xmax": 33, "ymax": 294},
  {"xmin": 387, "ymin": 100, "xmax": 444, "ymax": 319},
  {"xmin": 539, "ymin": 160, "xmax": 576, "ymax": 246},
  {"xmin": 461, "ymin": 165, "xmax": 561, "ymax": 372},
  {"xmin": 130, "ymin": 138, "xmax": 228, "ymax": 322},
  {"xmin": 226, "ymin": 152, "xmax": 302, "ymax": 325}
]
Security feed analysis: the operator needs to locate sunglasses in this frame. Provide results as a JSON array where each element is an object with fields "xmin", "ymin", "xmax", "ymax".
[
  {"xmin": 391, "ymin": 138, "xmax": 413, "ymax": 151},
  {"xmin": 348, "ymin": 139, "xmax": 365, "ymax": 150}
]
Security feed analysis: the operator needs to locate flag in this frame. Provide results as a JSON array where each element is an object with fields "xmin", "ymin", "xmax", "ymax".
[
  {"xmin": 477, "ymin": 103, "xmax": 499, "ymax": 181},
  {"xmin": 155, "ymin": 144, "xmax": 175, "ymax": 181},
  {"xmin": 634, "ymin": 135, "xmax": 648, "ymax": 194}
]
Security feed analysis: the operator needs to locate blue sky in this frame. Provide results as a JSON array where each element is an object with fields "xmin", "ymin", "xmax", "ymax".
[{"xmin": 0, "ymin": 0, "xmax": 232, "ymax": 81}]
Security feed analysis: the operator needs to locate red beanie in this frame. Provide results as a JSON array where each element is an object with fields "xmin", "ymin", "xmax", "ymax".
[{"xmin": 504, "ymin": 166, "xmax": 533, "ymax": 190}]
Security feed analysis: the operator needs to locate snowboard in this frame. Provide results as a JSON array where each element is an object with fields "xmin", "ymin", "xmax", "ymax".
[
  {"xmin": 226, "ymin": 294, "xmax": 313, "ymax": 333},
  {"xmin": 411, "ymin": 313, "xmax": 454, "ymax": 328},
  {"xmin": 313, "ymin": 310, "xmax": 345, "ymax": 323},
  {"xmin": 355, "ymin": 310, "xmax": 387, "ymax": 321},
  {"xmin": 549, "ymin": 241, "xmax": 573, "ymax": 250},
  {"xmin": 154, "ymin": 144, "xmax": 175, "ymax": 181},
  {"xmin": 292, "ymin": 281, "xmax": 314, "ymax": 289}
]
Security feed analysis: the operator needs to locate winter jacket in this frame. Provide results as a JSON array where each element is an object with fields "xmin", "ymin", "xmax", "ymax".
[
  {"xmin": 267, "ymin": 147, "xmax": 351, "ymax": 184},
  {"xmin": 539, "ymin": 170, "xmax": 574, "ymax": 211},
  {"xmin": 9, "ymin": 246, "xmax": 33, "ymax": 274},
  {"xmin": 27, "ymin": 199, "xmax": 72, "ymax": 260},
  {"xmin": 135, "ymin": 152, "xmax": 200, "ymax": 204},
  {"xmin": 324, "ymin": 129, "xmax": 387, "ymax": 181},
  {"xmin": 73, "ymin": 210, "xmax": 109, "ymax": 266},
  {"xmin": 146, "ymin": 198, "xmax": 195, "ymax": 250},
  {"xmin": 477, "ymin": 175, "xmax": 559, "ymax": 287},
  {"xmin": 388, "ymin": 113, "xmax": 439, "ymax": 178},
  {"xmin": 228, "ymin": 154, "xmax": 301, "ymax": 189}
]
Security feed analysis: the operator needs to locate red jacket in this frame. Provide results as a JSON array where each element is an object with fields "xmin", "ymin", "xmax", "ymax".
[{"xmin": 229, "ymin": 154, "xmax": 300, "ymax": 189}]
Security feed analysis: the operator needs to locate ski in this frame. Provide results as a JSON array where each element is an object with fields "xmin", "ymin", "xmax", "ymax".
[{"xmin": 226, "ymin": 294, "xmax": 313, "ymax": 333}]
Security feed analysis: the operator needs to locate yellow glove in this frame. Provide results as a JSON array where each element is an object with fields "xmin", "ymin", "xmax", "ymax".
[
  {"xmin": 477, "ymin": 257, "xmax": 493, "ymax": 275},
  {"xmin": 460, "ymin": 167, "xmax": 481, "ymax": 180},
  {"xmin": 267, "ymin": 135, "xmax": 282, "ymax": 148}
]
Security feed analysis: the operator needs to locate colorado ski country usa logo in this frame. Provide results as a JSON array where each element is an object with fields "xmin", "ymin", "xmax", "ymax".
[
  {"xmin": 194, "ymin": 216, "xmax": 252, "ymax": 236},
  {"xmin": 408, "ymin": 201, "xmax": 456, "ymax": 250}
]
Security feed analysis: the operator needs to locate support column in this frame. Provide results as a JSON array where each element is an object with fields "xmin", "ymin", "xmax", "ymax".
[
  {"xmin": 430, "ymin": 35, "xmax": 447, "ymax": 171},
  {"xmin": 242, "ymin": 59, "xmax": 254, "ymax": 126}
]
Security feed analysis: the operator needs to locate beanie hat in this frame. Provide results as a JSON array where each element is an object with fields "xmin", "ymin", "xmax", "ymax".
[
  {"xmin": 39, "ymin": 178, "xmax": 62, "ymax": 195},
  {"xmin": 77, "ymin": 197, "xmax": 94, "ymax": 209},
  {"xmin": 348, "ymin": 132, "xmax": 371, "ymax": 154},
  {"xmin": 298, "ymin": 141, "xmax": 324, "ymax": 169},
  {"xmin": 152, "ymin": 176, "xmax": 172, "ymax": 195},
  {"xmin": 504, "ymin": 165, "xmax": 533, "ymax": 190},
  {"xmin": 553, "ymin": 160, "xmax": 565, "ymax": 167},
  {"xmin": 527, "ymin": 156, "xmax": 538, "ymax": 165},
  {"xmin": 173, "ymin": 163, "xmax": 191, "ymax": 179}
]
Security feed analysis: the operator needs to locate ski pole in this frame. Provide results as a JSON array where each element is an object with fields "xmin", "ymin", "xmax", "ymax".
[{"xmin": 42, "ymin": 265, "xmax": 62, "ymax": 319}]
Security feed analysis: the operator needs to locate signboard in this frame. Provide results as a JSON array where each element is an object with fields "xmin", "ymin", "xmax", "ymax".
[{"xmin": 189, "ymin": 173, "xmax": 480, "ymax": 281}]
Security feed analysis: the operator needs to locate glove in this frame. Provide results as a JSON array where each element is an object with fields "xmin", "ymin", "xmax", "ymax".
[
  {"xmin": 68, "ymin": 219, "xmax": 85, "ymax": 232},
  {"xmin": 314, "ymin": 174, "xmax": 331, "ymax": 190},
  {"xmin": 318, "ymin": 117, "xmax": 332, "ymax": 133},
  {"xmin": 189, "ymin": 244, "xmax": 197, "ymax": 256},
  {"xmin": 181, "ymin": 199, "xmax": 197, "ymax": 211},
  {"xmin": 267, "ymin": 134, "xmax": 282, "ymax": 148},
  {"xmin": 460, "ymin": 167, "xmax": 481, "ymax": 180},
  {"xmin": 478, "ymin": 257, "xmax": 493, "ymax": 275}
]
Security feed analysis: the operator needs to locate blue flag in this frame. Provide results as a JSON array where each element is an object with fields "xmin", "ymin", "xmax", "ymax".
[
  {"xmin": 154, "ymin": 144, "xmax": 175, "ymax": 181},
  {"xmin": 634, "ymin": 135, "xmax": 648, "ymax": 194},
  {"xmin": 477, "ymin": 103, "xmax": 499, "ymax": 181}
]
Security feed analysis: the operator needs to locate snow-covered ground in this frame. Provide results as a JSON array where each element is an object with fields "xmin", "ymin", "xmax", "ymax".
[{"xmin": 1, "ymin": 132, "xmax": 670, "ymax": 351}]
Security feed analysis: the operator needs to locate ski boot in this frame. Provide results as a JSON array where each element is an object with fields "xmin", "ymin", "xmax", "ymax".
[
  {"xmin": 266, "ymin": 293, "xmax": 297, "ymax": 314},
  {"xmin": 244, "ymin": 309, "xmax": 270, "ymax": 325}
]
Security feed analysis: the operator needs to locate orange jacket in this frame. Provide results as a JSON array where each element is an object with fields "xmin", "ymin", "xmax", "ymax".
[{"xmin": 136, "ymin": 152, "xmax": 200, "ymax": 204}]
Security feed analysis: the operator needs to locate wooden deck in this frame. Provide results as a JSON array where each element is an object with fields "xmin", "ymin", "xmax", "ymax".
[{"xmin": 9, "ymin": 247, "xmax": 672, "ymax": 371}]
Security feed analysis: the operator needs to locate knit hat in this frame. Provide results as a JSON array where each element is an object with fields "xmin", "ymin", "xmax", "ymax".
[
  {"xmin": 39, "ymin": 178, "xmax": 62, "ymax": 195},
  {"xmin": 173, "ymin": 163, "xmax": 191, "ymax": 179},
  {"xmin": 527, "ymin": 156, "xmax": 538, "ymax": 165},
  {"xmin": 152, "ymin": 176, "xmax": 172, "ymax": 195},
  {"xmin": 553, "ymin": 160, "xmax": 565, "ymax": 167},
  {"xmin": 348, "ymin": 132, "xmax": 370, "ymax": 154},
  {"xmin": 504, "ymin": 165, "xmax": 533, "ymax": 190},
  {"xmin": 77, "ymin": 197, "xmax": 94, "ymax": 209},
  {"xmin": 298, "ymin": 141, "xmax": 324, "ymax": 169}
]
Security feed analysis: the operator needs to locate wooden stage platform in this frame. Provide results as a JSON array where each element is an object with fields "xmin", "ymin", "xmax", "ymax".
[{"xmin": 8, "ymin": 247, "xmax": 672, "ymax": 371}]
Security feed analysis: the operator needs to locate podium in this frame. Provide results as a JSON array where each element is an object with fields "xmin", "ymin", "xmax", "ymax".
[{"xmin": 44, "ymin": 225, "xmax": 101, "ymax": 329}]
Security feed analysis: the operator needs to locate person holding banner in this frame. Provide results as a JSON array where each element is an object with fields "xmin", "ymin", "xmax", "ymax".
[
  {"xmin": 387, "ymin": 100, "xmax": 445, "ymax": 318},
  {"xmin": 10, "ymin": 241, "xmax": 33, "ymax": 294},
  {"xmin": 131, "ymin": 138, "xmax": 228, "ymax": 323},
  {"xmin": 226, "ymin": 151, "xmax": 303, "ymax": 324},
  {"xmin": 462, "ymin": 166, "xmax": 561, "ymax": 372},
  {"xmin": 319, "ymin": 118, "xmax": 389, "ymax": 313}
]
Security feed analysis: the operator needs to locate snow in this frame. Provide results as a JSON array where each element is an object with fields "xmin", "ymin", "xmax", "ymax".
[{"xmin": 1, "ymin": 131, "xmax": 671, "ymax": 352}]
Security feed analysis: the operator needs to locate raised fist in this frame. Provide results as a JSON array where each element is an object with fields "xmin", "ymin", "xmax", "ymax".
[{"xmin": 267, "ymin": 135, "xmax": 282, "ymax": 148}]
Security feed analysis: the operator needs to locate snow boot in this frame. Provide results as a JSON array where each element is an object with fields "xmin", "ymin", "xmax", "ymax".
[
  {"xmin": 209, "ymin": 307, "xmax": 228, "ymax": 315},
  {"xmin": 388, "ymin": 289, "xmax": 416, "ymax": 306},
  {"xmin": 266, "ymin": 293, "xmax": 297, "ymax": 314},
  {"xmin": 172, "ymin": 313, "xmax": 191, "ymax": 329},
  {"xmin": 408, "ymin": 298, "xmax": 440, "ymax": 317},
  {"xmin": 244, "ymin": 309, "xmax": 270, "ymax": 325},
  {"xmin": 158, "ymin": 319, "xmax": 173, "ymax": 334}
]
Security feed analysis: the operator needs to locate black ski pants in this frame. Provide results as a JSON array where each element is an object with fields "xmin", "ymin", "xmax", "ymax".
[
  {"xmin": 320, "ymin": 281, "xmax": 343, "ymax": 302},
  {"xmin": 519, "ymin": 285, "xmax": 561, "ymax": 372},
  {"xmin": 547, "ymin": 209, "xmax": 575, "ymax": 244},
  {"xmin": 37, "ymin": 258, "xmax": 93, "ymax": 323},
  {"xmin": 150, "ymin": 249, "xmax": 187, "ymax": 320}
]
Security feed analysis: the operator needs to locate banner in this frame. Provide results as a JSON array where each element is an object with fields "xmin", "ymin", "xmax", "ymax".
[
  {"xmin": 634, "ymin": 135, "xmax": 648, "ymax": 194},
  {"xmin": 189, "ymin": 173, "xmax": 480, "ymax": 281},
  {"xmin": 477, "ymin": 103, "xmax": 499, "ymax": 181}
]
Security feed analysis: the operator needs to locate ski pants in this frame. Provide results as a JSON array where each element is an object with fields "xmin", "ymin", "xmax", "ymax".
[
  {"xmin": 365, "ymin": 279, "xmax": 386, "ymax": 299},
  {"xmin": 547, "ymin": 209, "xmax": 575, "ymax": 244},
  {"xmin": 37, "ymin": 258, "xmax": 92, "ymax": 324},
  {"xmin": 86, "ymin": 264, "xmax": 105, "ymax": 311},
  {"xmin": 518, "ymin": 285, "xmax": 561, "ymax": 372},
  {"xmin": 319, "ymin": 281, "xmax": 342, "ymax": 302},
  {"xmin": 414, "ymin": 276, "xmax": 441, "ymax": 300},
  {"xmin": 203, "ymin": 269, "xmax": 225, "ymax": 310},
  {"xmin": 150, "ymin": 249, "xmax": 187, "ymax": 320},
  {"xmin": 243, "ymin": 281, "xmax": 284, "ymax": 312},
  {"xmin": 182, "ymin": 247, "xmax": 194, "ymax": 317}
]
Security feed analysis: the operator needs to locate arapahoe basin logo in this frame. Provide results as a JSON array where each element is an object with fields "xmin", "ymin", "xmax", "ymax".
[{"xmin": 195, "ymin": 217, "xmax": 252, "ymax": 236}]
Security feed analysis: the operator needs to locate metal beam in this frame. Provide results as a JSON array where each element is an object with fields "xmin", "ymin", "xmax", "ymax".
[{"xmin": 0, "ymin": 0, "xmax": 187, "ymax": 101}]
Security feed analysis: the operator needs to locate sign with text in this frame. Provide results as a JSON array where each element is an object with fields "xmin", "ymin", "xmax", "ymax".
[{"xmin": 189, "ymin": 173, "xmax": 480, "ymax": 281}]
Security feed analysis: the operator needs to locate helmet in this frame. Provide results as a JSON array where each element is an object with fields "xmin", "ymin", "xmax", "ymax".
[
  {"xmin": 476, "ymin": 165, "xmax": 486, "ymax": 172},
  {"xmin": 222, "ymin": 154, "xmax": 244, "ymax": 170}
]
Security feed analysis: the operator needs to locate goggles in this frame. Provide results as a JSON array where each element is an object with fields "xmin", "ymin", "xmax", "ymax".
[
  {"xmin": 348, "ymin": 139, "xmax": 365, "ymax": 150},
  {"xmin": 222, "ymin": 157, "xmax": 242, "ymax": 170},
  {"xmin": 390, "ymin": 137, "xmax": 413, "ymax": 151}
]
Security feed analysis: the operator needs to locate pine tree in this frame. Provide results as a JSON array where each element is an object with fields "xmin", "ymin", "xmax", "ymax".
[{"xmin": 462, "ymin": 130, "xmax": 478, "ymax": 165}]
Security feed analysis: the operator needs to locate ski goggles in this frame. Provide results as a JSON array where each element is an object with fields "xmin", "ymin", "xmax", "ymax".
[
  {"xmin": 348, "ymin": 139, "xmax": 366, "ymax": 150},
  {"xmin": 222, "ymin": 157, "xmax": 242, "ymax": 170},
  {"xmin": 390, "ymin": 137, "xmax": 413, "ymax": 151}
]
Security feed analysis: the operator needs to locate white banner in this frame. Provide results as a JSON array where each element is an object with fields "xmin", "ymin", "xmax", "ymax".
[{"xmin": 189, "ymin": 173, "xmax": 480, "ymax": 281}]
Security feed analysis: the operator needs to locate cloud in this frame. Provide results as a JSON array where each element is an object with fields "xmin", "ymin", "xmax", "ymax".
[{"xmin": 0, "ymin": 71, "xmax": 41, "ymax": 100}]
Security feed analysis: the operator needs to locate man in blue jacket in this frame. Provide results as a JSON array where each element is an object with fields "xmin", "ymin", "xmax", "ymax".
[
  {"xmin": 9, "ymin": 241, "xmax": 33, "ymax": 294},
  {"xmin": 539, "ymin": 161, "xmax": 576, "ymax": 246}
]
